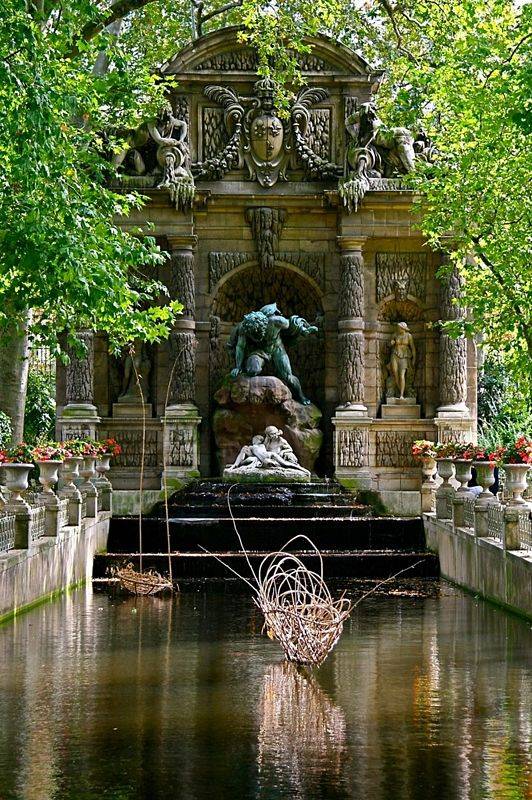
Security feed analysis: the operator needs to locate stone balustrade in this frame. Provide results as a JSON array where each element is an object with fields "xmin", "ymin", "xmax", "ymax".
[
  {"xmin": 0, "ymin": 477, "xmax": 108, "ymax": 556},
  {"xmin": 424, "ymin": 463, "xmax": 532, "ymax": 619},
  {"xmin": 0, "ymin": 476, "xmax": 112, "ymax": 623}
]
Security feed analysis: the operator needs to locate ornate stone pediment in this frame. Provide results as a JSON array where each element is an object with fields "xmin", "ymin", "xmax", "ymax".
[{"xmin": 194, "ymin": 79, "xmax": 340, "ymax": 186}]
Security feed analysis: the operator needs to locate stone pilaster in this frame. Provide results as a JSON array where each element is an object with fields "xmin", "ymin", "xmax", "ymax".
[
  {"xmin": 333, "ymin": 237, "xmax": 371, "ymax": 488},
  {"xmin": 163, "ymin": 235, "xmax": 201, "ymax": 485},
  {"xmin": 57, "ymin": 330, "xmax": 100, "ymax": 441}
]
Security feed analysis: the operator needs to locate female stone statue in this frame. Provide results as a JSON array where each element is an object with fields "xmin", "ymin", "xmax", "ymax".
[{"xmin": 388, "ymin": 322, "xmax": 416, "ymax": 400}]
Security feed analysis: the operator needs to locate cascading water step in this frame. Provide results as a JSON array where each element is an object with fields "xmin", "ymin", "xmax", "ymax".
[
  {"xmin": 97, "ymin": 478, "xmax": 438, "ymax": 581},
  {"xmin": 93, "ymin": 551, "xmax": 439, "ymax": 580}
]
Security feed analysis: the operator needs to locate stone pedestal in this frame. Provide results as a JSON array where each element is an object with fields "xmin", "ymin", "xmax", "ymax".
[
  {"xmin": 5, "ymin": 501, "xmax": 31, "ymax": 549},
  {"xmin": 112, "ymin": 402, "xmax": 152, "ymax": 419},
  {"xmin": 332, "ymin": 412, "xmax": 372, "ymax": 490},
  {"xmin": 382, "ymin": 398, "xmax": 420, "ymax": 419},
  {"xmin": 162, "ymin": 404, "xmax": 201, "ymax": 488}
]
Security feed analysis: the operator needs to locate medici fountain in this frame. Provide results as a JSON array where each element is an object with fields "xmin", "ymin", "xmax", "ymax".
[
  {"xmin": 2, "ymin": 26, "xmax": 531, "ymax": 800},
  {"xmin": 55, "ymin": 26, "xmax": 476, "ymax": 521}
]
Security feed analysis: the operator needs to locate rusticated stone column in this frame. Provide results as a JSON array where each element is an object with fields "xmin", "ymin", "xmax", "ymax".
[
  {"xmin": 164, "ymin": 235, "xmax": 201, "ymax": 485},
  {"xmin": 332, "ymin": 237, "xmax": 371, "ymax": 489},
  {"xmin": 437, "ymin": 259, "xmax": 469, "ymax": 416},
  {"xmin": 57, "ymin": 329, "xmax": 100, "ymax": 441},
  {"xmin": 336, "ymin": 238, "xmax": 367, "ymax": 414}
]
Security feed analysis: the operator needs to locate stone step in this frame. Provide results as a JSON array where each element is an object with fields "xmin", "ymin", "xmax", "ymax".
[
  {"xmin": 93, "ymin": 551, "xmax": 439, "ymax": 580},
  {"xmin": 108, "ymin": 516, "xmax": 425, "ymax": 553}
]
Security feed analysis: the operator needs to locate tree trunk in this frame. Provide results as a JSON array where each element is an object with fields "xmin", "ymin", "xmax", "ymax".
[{"xmin": 0, "ymin": 310, "xmax": 32, "ymax": 443}]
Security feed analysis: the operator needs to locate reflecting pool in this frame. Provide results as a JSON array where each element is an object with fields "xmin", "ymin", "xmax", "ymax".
[{"xmin": 0, "ymin": 583, "xmax": 530, "ymax": 800}]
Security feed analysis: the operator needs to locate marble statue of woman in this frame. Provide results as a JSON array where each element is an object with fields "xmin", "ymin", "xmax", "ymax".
[{"xmin": 388, "ymin": 322, "xmax": 416, "ymax": 400}]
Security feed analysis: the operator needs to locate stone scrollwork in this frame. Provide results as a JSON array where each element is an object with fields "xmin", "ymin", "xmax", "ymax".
[
  {"xmin": 290, "ymin": 88, "xmax": 340, "ymax": 180},
  {"xmin": 194, "ymin": 85, "xmax": 245, "ymax": 180}
]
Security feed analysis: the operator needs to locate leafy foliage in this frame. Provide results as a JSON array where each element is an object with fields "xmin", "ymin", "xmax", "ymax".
[
  {"xmin": 23, "ymin": 367, "xmax": 56, "ymax": 444},
  {"xmin": 0, "ymin": 411, "xmax": 12, "ymax": 448}
]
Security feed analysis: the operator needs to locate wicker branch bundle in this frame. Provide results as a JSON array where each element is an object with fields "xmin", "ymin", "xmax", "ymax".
[
  {"xmin": 114, "ymin": 563, "xmax": 173, "ymax": 596},
  {"xmin": 256, "ymin": 538, "xmax": 352, "ymax": 666},
  {"xmin": 200, "ymin": 487, "xmax": 352, "ymax": 666}
]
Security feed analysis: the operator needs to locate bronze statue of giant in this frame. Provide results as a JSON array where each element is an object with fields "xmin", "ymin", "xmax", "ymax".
[{"xmin": 227, "ymin": 303, "xmax": 318, "ymax": 405}]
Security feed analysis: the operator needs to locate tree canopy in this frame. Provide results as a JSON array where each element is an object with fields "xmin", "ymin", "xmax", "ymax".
[{"xmin": 1, "ymin": 0, "xmax": 530, "ymax": 394}]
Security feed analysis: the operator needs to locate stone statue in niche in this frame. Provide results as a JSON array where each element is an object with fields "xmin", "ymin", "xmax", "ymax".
[
  {"xmin": 118, "ymin": 340, "xmax": 151, "ymax": 403},
  {"xmin": 227, "ymin": 303, "xmax": 318, "ymax": 405},
  {"xmin": 386, "ymin": 322, "xmax": 416, "ymax": 400},
  {"xmin": 224, "ymin": 425, "xmax": 311, "ymax": 482}
]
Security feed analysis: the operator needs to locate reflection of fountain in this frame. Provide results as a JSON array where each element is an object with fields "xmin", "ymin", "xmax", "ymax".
[{"xmin": 257, "ymin": 662, "xmax": 348, "ymax": 798}]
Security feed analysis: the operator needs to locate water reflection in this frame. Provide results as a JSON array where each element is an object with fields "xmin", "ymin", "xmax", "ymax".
[
  {"xmin": 257, "ymin": 662, "xmax": 348, "ymax": 798},
  {"xmin": 0, "ymin": 586, "xmax": 530, "ymax": 800}
]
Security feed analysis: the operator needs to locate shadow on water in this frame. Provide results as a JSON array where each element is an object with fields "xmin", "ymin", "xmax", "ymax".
[{"xmin": 0, "ymin": 582, "xmax": 530, "ymax": 800}]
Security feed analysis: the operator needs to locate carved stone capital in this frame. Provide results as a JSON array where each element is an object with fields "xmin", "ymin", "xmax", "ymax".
[
  {"xmin": 166, "ymin": 234, "xmax": 198, "ymax": 252},
  {"xmin": 337, "ymin": 235, "xmax": 367, "ymax": 253}
]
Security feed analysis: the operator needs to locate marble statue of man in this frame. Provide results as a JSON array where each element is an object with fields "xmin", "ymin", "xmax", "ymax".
[
  {"xmin": 388, "ymin": 322, "xmax": 416, "ymax": 400},
  {"xmin": 227, "ymin": 303, "xmax": 318, "ymax": 405}
]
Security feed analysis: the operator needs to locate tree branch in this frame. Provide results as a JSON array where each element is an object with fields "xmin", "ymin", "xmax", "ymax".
[{"xmin": 69, "ymin": 0, "xmax": 160, "ymax": 54}]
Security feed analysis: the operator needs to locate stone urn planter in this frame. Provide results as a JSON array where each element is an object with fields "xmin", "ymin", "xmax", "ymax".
[
  {"xmin": 95, "ymin": 453, "xmax": 112, "ymax": 479},
  {"xmin": 502, "ymin": 463, "xmax": 530, "ymax": 507},
  {"xmin": 435, "ymin": 458, "xmax": 455, "ymax": 519},
  {"xmin": 421, "ymin": 456, "xmax": 437, "ymax": 486},
  {"xmin": 453, "ymin": 459, "xmax": 473, "ymax": 494},
  {"xmin": 473, "ymin": 460, "xmax": 497, "ymax": 504},
  {"xmin": 3, "ymin": 463, "xmax": 33, "ymax": 504},
  {"xmin": 60, "ymin": 456, "xmax": 83, "ymax": 494},
  {"xmin": 79, "ymin": 456, "xmax": 96, "ymax": 489},
  {"xmin": 36, "ymin": 460, "xmax": 62, "ymax": 495}
]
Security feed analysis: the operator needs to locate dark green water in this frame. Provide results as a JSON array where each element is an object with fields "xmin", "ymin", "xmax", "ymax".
[{"xmin": 0, "ymin": 583, "xmax": 530, "ymax": 800}]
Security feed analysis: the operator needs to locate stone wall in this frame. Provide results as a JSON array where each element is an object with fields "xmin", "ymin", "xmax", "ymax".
[
  {"xmin": 424, "ymin": 514, "xmax": 532, "ymax": 620},
  {"xmin": 0, "ymin": 511, "xmax": 110, "ymax": 623}
]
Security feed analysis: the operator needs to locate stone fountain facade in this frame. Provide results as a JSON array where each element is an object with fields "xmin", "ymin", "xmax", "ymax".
[{"xmin": 56, "ymin": 27, "xmax": 477, "ymax": 515}]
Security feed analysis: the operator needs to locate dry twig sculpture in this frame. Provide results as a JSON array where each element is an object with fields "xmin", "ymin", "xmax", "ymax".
[{"xmin": 200, "ymin": 487, "xmax": 351, "ymax": 667}]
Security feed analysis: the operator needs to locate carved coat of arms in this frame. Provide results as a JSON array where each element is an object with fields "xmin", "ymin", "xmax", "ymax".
[
  {"xmin": 244, "ymin": 78, "xmax": 288, "ymax": 187},
  {"xmin": 194, "ymin": 79, "xmax": 340, "ymax": 187}
]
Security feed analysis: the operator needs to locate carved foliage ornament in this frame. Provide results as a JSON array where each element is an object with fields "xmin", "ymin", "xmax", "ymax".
[
  {"xmin": 338, "ymin": 429, "xmax": 368, "ymax": 468},
  {"xmin": 338, "ymin": 332, "xmax": 365, "ymax": 406},
  {"xmin": 194, "ymin": 80, "xmax": 340, "ymax": 187}
]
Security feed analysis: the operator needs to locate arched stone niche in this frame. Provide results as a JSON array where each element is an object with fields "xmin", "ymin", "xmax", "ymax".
[{"xmin": 209, "ymin": 261, "xmax": 325, "ymax": 405}]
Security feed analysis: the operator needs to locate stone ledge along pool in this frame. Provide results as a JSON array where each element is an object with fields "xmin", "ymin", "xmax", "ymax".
[{"xmin": 0, "ymin": 583, "xmax": 530, "ymax": 800}]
